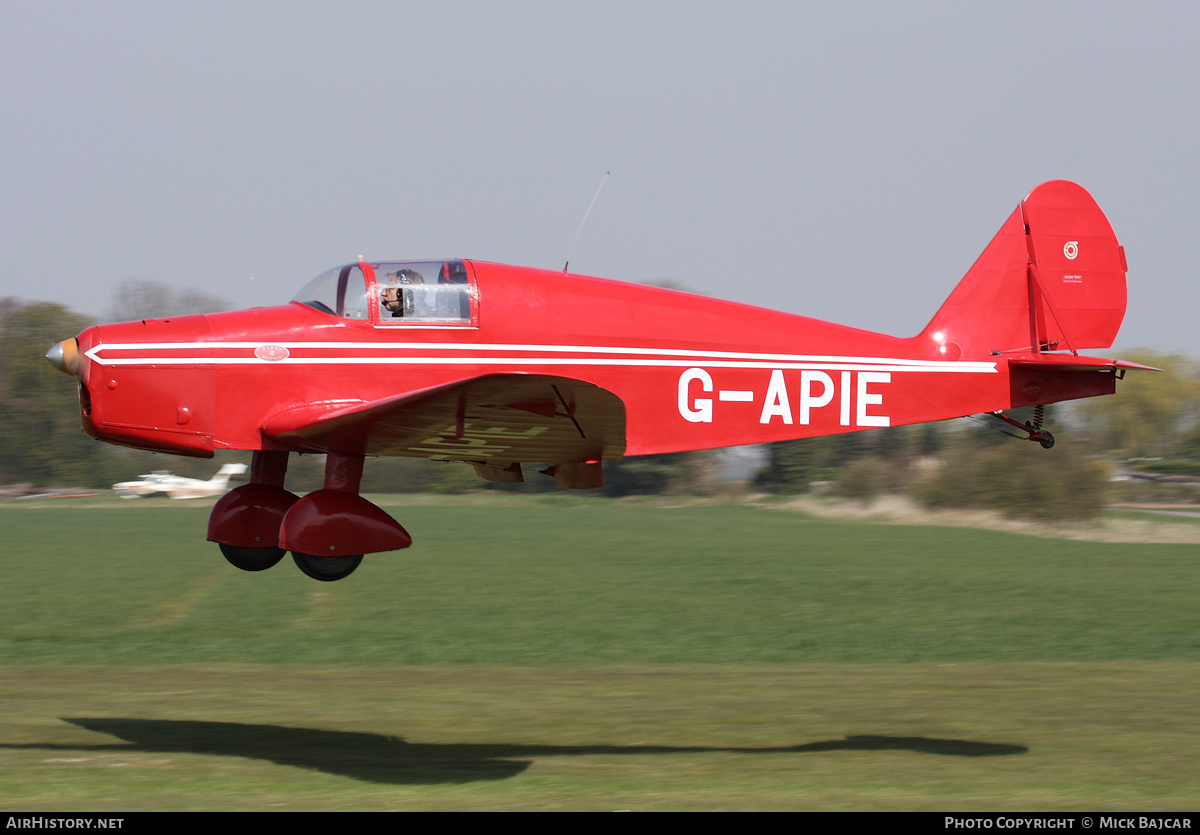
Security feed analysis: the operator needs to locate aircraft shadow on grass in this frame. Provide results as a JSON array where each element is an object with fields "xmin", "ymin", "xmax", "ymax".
[{"xmin": 9, "ymin": 718, "xmax": 1031, "ymax": 785}]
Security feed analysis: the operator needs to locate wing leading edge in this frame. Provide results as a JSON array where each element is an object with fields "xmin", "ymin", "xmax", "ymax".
[{"xmin": 261, "ymin": 374, "xmax": 627, "ymax": 477}]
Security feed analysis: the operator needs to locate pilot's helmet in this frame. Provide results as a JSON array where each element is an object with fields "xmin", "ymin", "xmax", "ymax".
[{"xmin": 393, "ymin": 269, "xmax": 424, "ymax": 286}]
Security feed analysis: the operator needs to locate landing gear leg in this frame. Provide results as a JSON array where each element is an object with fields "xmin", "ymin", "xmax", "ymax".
[
  {"xmin": 279, "ymin": 451, "xmax": 412, "ymax": 581},
  {"xmin": 989, "ymin": 406, "xmax": 1055, "ymax": 448},
  {"xmin": 208, "ymin": 450, "xmax": 300, "ymax": 572}
]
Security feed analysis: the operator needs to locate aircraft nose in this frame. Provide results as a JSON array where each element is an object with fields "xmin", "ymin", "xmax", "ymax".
[{"xmin": 46, "ymin": 338, "xmax": 80, "ymax": 376}]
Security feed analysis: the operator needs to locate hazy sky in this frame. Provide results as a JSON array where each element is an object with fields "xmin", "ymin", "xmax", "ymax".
[{"xmin": 3, "ymin": 1, "xmax": 1197, "ymax": 355}]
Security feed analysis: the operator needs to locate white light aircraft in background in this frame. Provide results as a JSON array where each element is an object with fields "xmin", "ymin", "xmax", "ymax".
[{"xmin": 112, "ymin": 463, "xmax": 247, "ymax": 499}]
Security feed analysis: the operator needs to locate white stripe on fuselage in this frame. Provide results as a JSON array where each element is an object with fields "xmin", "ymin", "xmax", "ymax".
[{"xmin": 83, "ymin": 341, "xmax": 997, "ymax": 374}]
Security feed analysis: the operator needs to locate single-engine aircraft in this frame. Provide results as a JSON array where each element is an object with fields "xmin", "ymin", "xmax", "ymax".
[
  {"xmin": 46, "ymin": 180, "xmax": 1148, "ymax": 581},
  {"xmin": 112, "ymin": 462, "xmax": 248, "ymax": 499}
]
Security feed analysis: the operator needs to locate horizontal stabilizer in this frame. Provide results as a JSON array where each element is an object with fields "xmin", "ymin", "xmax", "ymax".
[{"xmin": 1005, "ymin": 354, "xmax": 1161, "ymax": 373}]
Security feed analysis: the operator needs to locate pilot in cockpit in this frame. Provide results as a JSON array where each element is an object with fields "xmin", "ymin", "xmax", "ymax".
[{"xmin": 380, "ymin": 269, "xmax": 426, "ymax": 318}]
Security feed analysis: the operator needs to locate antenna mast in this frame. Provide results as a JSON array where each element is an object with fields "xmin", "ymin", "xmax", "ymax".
[{"xmin": 564, "ymin": 171, "xmax": 610, "ymax": 273}]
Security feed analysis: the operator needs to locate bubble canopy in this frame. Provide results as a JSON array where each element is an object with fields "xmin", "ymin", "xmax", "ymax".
[{"xmin": 291, "ymin": 260, "xmax": 474, "ymax": 325}]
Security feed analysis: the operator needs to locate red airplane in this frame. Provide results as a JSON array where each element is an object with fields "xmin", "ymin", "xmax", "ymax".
[{"xmin": 46, "ymin": 180, "xmax": 1144, "ymax": 581}]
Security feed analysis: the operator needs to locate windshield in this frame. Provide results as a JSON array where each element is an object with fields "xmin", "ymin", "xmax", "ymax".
[{"xmin": 291, "ymin": 265, "xmax": 369, "ymax": 319}]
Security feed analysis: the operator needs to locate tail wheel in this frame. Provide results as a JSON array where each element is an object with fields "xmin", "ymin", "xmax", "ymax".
[
  {"xmin": 219, "ymin": 544, "xmax": 286, "ymax": 572},
  {"xmin": 987, "ymin": 411, "xmax": 1057, "ymax": 449},
  {"xmin": 292, "ymin": 552, "xmax": 363, "ymax": 582}
]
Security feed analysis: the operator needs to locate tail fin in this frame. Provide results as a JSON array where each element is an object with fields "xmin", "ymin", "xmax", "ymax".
[{"xmin": 921, "ymin": 180, "xmax": 1128, "ymax": 359}]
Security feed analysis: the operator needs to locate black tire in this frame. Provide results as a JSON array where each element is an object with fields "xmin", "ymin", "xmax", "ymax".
[
  {"xmin": 1038, "ymin": 432, "xmax": 1056, "ymax": 449},
  {"xmin": 292, "ymin": 552, "xmax": 363, "ymax": 582},
  {"xmin": 219, "ymin": 544, "xmax": 286, "ymax": 572}
]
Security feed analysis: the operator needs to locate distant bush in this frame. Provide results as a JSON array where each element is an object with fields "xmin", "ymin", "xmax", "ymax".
[
  {"xmin": 829, "ymin": 456, "xmax": 892, "ymax": 501},
  {"xmin": 757, "ymin": 425, "xmax": 945, "ymax": 495},
  {"xmin": 911, "ymin": 444, "xmax": 1109, "ymax": 520},
  {"xmin": 429, "ymin": 462, "xmax": 488, "ymax": 494}
]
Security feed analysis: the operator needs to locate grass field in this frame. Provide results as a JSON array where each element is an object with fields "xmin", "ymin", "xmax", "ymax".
[{"xmin": 1, "ymin": 495, "xmax": 1198, "ymax": 809}]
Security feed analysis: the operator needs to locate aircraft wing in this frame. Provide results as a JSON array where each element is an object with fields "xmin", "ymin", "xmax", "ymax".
[{"xmin": 261, "ymin": 373, "xmax": 627, "ymax": 466}]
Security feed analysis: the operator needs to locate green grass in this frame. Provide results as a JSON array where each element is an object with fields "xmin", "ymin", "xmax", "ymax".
[
  {"xmin": 1, "ymin": 496, "xmax": 1198, "ymax": 809},
  {"xmin": 2, "ymin": 497, "xmax": 1198, "ymax": 664},
  {"xmin": 2, "ymin": 664, "xmax": 1198, "ymax": 810}
]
